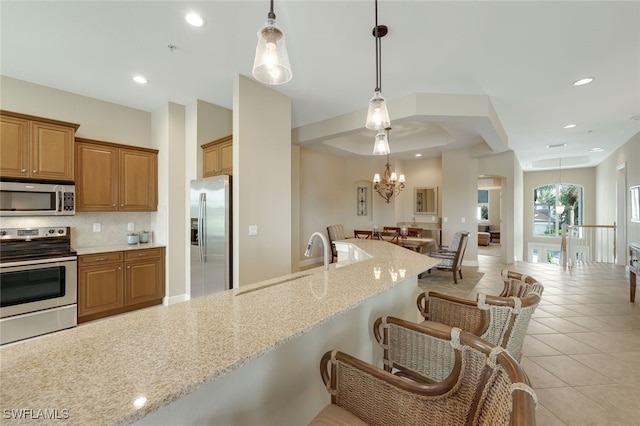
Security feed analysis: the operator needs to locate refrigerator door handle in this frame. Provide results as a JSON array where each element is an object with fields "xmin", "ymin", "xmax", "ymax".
[{"xmin": 199, "ymin": 192, "xmax": 206, "ymax": 263}]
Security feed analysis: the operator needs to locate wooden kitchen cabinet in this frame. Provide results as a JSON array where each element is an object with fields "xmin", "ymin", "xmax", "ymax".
[
  {"xmin": 75, "ymin": 138, "xmax": 158, "ymax": 212},
  {"xmin": 78, "ymin": 252, "xmax": 124, "ymax": 319},
  {"xmin": 78, "ymin": 247, "xmax": 165, "ymax": 323},
  {"xmin": 124, "ymin": 248, "xmax": 164, "ymax": 306},
  {"xmin": 0, "ymin": 111, "xmax": 79, "ymax": 181},
  {"xmin": 202, "ymin": 135, "xmax": 232, "ymax": 177}
]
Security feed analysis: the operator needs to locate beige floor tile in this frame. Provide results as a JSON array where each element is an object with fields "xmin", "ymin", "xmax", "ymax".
[
  {"xmin": 527, "ymin": 355, "xmax": 614, "ymax": 386},
  {"xmin": 521, "ymin": 335, "xmax": 563, "ymax": 357},
  {"xmin": 534, "ymin": 317, "xmax": 592, "ymax": 333},
  {"xmin": 526, "ymin": 319, "xmax": 560, "ymax": 334},
  {"xmin": 534, "ymin": 387, "xmax": 627, "ymax": 425},
  {"xmin": 532, "ymin": 333, "xmax": 600, "ymax": 355},
  {"xmin": 519, "ymin": 357, "xmax": 567, "ymax": 388},
  {"xmin": 571, "ymin": 352, "xmax": 640, "ymax": 384},
  {"xmin": 575, "ymin": 384, "xmax": 640, "ymax": 423},
  {"xmin": 534, "ymin": 404, "xmax": 569, "ymax": 426},
  {"xmin": 562, "ymin": 316, "xmax": 621, "ymax": 332}
]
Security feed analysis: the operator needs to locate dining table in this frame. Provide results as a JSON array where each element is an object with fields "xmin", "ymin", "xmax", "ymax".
[{"xmin": 372, "ymin": 232, "xmax": 435, "ymax": 254}]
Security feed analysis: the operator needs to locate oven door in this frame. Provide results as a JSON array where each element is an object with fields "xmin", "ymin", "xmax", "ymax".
[{"xmin": 0, "ymin": 257, "xmax": 77, "ymax": 319}]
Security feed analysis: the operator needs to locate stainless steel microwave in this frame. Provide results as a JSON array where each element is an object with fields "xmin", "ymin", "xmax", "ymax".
[{"xmin": 0, "ymin": 181, "xmax": 75, "ymax": 216}]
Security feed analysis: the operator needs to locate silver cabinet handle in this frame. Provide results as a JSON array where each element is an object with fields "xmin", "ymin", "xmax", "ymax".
[
  {"xmin": 32, "ymin": 169, "xmax": 37, "ymax": 173},
  {"xmin": 21, "ymin": 168, "xmax": 27, "ymax": 173},
  {"xmin": 121, "ymin": 204, "xmax": 124, "ymax": 207},
  {"xmin": 118, "ymin": 266, "xmax": 122, "ymax": 270},
  {"xmin": 127, "ymin": 265, "xmax": 130, "ymax": 269},
  {"xmin": 112, "ymin": 204, "xmax": 116, "ymax": 207}
]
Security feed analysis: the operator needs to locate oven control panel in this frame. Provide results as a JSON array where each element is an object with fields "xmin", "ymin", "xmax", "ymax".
[{"xmin": 0, "ymin": 227, "xmax": 69, "ymax": 240}]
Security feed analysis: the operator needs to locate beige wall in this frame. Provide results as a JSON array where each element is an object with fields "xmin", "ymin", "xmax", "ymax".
[
  {"xmin": 233, "ymin": 75, "xmax": 292, "ymax": 286},
  {"xmin": 151, "ymin": 102, "xmax": 186, "ymax": 299},
  {"xmin": 595, "ymin": 133, "xmax": 640, "ymax": 263},
  {"xmin": 0, "ymin": 76, "xmax": 151, "ymax": 147},
  {"xmin": 478, "ymin": 150, "xmax": 520, "ymax": 262}
]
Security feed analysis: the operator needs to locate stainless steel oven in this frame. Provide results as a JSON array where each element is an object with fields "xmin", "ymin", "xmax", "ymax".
[{"xmin": 0, "ymin": 227, "xmax": 77, "ymax": 345}]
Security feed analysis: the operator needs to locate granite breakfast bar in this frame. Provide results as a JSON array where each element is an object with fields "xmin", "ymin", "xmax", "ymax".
[{"xmin": 0, "ymin": 240, "xmax": 436, "ymax": 425}]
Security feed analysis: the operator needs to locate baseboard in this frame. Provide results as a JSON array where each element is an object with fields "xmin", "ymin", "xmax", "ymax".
[{"xmin": 164, "ymin": 294, "xmax": 189, "ymax": 306}]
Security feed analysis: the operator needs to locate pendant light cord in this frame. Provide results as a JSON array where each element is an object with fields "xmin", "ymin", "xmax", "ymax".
[
  {"xmin": 268, "ymin": 0, "xmax": 275, "ymax": 19},
  {"xmin": 374, "ymin": 0, "xmax": 381, "ymax": 92}
]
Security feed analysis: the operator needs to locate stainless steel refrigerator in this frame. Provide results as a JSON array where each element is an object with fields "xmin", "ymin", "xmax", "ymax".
[{"xmin": 190, "ymin": 175, "xmax": 232, "ymax": 298}]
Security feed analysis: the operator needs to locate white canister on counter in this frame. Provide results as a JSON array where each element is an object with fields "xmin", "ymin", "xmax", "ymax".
[
  {"xmin": 139, "ymin": 231, "xmax": 149, "ymax": 243},
  {"xmin": 127, "ymin": 233, "xmax": 139, "ymax": 245}
]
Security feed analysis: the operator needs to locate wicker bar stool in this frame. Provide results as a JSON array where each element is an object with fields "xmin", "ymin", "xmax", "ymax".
[{"xmin": 310, "ymin": 320, "xmax": 537, "ymax": 425}]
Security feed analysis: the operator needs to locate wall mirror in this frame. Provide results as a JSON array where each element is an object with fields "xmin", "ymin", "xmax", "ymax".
[{"xmin": 414, "ymin": 187, "xmax": 437, "ymax": 215}]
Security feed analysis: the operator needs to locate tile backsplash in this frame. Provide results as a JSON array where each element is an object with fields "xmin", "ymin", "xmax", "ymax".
[{"xmin": 0, "ymin": 212, "xmax": 153, "ymax": 248}]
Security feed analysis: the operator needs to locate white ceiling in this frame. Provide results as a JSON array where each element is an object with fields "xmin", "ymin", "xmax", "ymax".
[{"xmin": 1, "ymin": 1, "xmax": 638, "ymax": 170}]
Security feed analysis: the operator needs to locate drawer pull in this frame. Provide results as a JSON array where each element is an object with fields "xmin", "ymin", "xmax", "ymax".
[{"xmin": 96, "ymin": 257, "xmax": 106, "ymax": 261}]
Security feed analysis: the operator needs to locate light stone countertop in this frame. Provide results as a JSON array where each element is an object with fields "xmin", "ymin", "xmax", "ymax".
[
  {"xmin": 74, "ymin": 243, "xmax": 166, "ymax": 256},
  {"xmin": 0, "ymin": 240, "xmax": 436, "ymax": 425}
]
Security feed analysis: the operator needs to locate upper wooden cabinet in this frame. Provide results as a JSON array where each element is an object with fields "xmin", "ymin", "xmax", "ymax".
[
  {"xmin": 75, "ymin": 138, "xmax": 158, "ymax": 212},
  {"xmin": 0, "ymin": 111, "xmax": 79, "ymax": 182},
  {"xmin": 202, "ymin": 135, "xmax": 232, "ymax": 177}
]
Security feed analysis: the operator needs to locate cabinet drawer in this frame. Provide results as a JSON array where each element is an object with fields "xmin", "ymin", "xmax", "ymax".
[
  {"xmin": 124, "ymin": 248, "xmax": 163, "ymax": 261},
  {"xmin": 79, "ymin": 252, "xmax": 124, "ymax": 266}
]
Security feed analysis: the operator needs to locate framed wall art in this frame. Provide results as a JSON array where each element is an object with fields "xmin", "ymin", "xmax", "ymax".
[{"xmin": 357, "ymin": 186, "xmax": 367, "ymax": 216}]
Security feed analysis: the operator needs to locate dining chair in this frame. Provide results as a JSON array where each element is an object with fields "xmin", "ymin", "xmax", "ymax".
[
  {"xmin": 310, "ymin": 320, "xmax": 537, "ymax": 425},
  {"xmin": 427, "ymin": 231, "xmax": 470, "ymax": 284},
  {"xmin": 378, "ymin": 230, "xmax": 399, "ymax": 244},
  {"xmin": 383, "ymin": 226, "xmax": 401, "ymax": 233},
  {"xmin": 407, "ymin": 227, "xmax": 423, "ymax": 237},
  {"xmin": 353, "ymin": 229, "xmax": 372, "ymax": 239},
  {"xmin": 326, "ymin": 224, "xmax": 346, "ymax": 263}
]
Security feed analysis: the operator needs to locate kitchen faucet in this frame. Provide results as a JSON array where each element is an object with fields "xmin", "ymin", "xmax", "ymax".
[{"xmin": 304, "ymin": 231, "xmax": 330, "ymax": 271}]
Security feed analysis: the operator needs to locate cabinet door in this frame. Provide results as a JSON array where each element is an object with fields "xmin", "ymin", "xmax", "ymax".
[
  {"xmin": 78, "ymin": 263, "xmax": 124, "ymax": 317},
  {"xmin": 0, "ymin": 115, "xmax": 29, "ymax": 179},
  {"xmin": 30, "ymin": 121, "xmax": 75, "ymax": 181},
  {"xmin": 119, "ymin": 148, "xmax": 157, "ymax": 211},
  {"xmin": 75, "ymin": 142, "xmax": 118, "ymax": 212},
  {"xmin": 218, "ymin": 139, "xmax": 233, "ymax": 175},
  {"xmin": 203, "ymin": 144, "xmax": 220, "ymax": 177},
  {"xmin": 124, "ymin": 257, "xmax": 163, "ymax": 306}
]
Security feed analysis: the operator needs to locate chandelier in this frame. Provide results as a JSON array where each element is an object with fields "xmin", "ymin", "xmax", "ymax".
[
  {"xmin": 365, "ymin": 0, "xmax": 391, "ymax": 155},
  {"xmin": 252, "ymin": 0, "xmax": 293, "ymax": 85},
  {"xmin": 373, "ymin": 128, "xmax": 405, "ymax": 203}
]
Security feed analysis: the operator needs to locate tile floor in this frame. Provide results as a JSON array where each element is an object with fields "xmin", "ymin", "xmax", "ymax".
[{"xmin": 462, "ymin": 255, "xmax": 640, "ymax": 425}]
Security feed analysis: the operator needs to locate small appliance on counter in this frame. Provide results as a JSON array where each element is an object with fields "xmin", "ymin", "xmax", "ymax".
[
  {"xmin": 139, "ymin": 231, "xmax": 149, "ymax": 243},
  {"xmin": 127, "ymin": 233, "xmax": 139, "ymax": 245}
]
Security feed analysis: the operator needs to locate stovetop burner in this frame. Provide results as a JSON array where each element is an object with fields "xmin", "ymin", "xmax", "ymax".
[{"xmin": 0, "ymin": 227, "xmax": 76, "ymax": 263}]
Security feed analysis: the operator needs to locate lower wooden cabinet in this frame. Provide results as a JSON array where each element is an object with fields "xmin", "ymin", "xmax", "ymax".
[{"xmin": 78, "ymin": 247, "xmax": 165, "ymax": 323}]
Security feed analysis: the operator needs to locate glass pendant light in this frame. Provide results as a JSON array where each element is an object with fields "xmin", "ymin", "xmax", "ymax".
[
  {"xmin": 252, "ymin": 0, "xmax": 292, "ymax": 85},
  {"xmin": 372, "ymin": 129, "xmax": 390, "ymax": 155},
  {"xmin": 365, "ymin": 0, "xmax": 390, "ymax": 131}
]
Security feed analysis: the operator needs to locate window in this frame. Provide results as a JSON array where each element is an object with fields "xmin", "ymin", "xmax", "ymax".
[
  {"xmin": 533, "ymin": 183, "xmax": 583, "ymax": 237},
  {"xmin": 477, "ymin": 190, "xmax": 489, "ymax": 222}
]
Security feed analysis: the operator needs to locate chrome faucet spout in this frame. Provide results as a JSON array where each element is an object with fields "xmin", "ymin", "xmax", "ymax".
[{"xmin": 304, "ymin": 231, "xmax": 330, "ymax": 271}]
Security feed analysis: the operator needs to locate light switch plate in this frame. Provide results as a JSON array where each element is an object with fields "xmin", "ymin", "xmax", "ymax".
[
  {"xmin": 128, "ymin": 223, "xmax": 135, "ymax": 231},
  {"xmin": 249, "ymin": 225, "xmax": 258, "ymax": 236},
  {"xmin": 93, "ymin": 223, "xmax": 101, "ymax": 232},
  {"xmin": 461, "ymin": 217, "xmax": 466, "ymax": 223}
]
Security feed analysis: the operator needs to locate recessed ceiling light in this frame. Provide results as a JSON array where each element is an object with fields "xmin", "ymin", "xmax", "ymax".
[
  {"xmin": 573, "ymin": 77, "xmax": 594, "ymax": 86},
  {"xmin": 185, "ymin": 12, "xmax": 205, "ymax": 27},
  {"xmin": 415, "ymin": 153, "xmax": 422, "ymax": 157},
  {"xmin": 563, "ymin": 124, "xmax": 576, "ymax": 129},
  {"xmin": 590, "ymin": 147, "xmax": 604, "ymax": 153},
  {"xmin": 133, "ymin": 75, "xmax": 148, "ymax": 84},
  {"xmin": 546, "ymin": 143, "xmax": 567, "ymax": 148}
]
